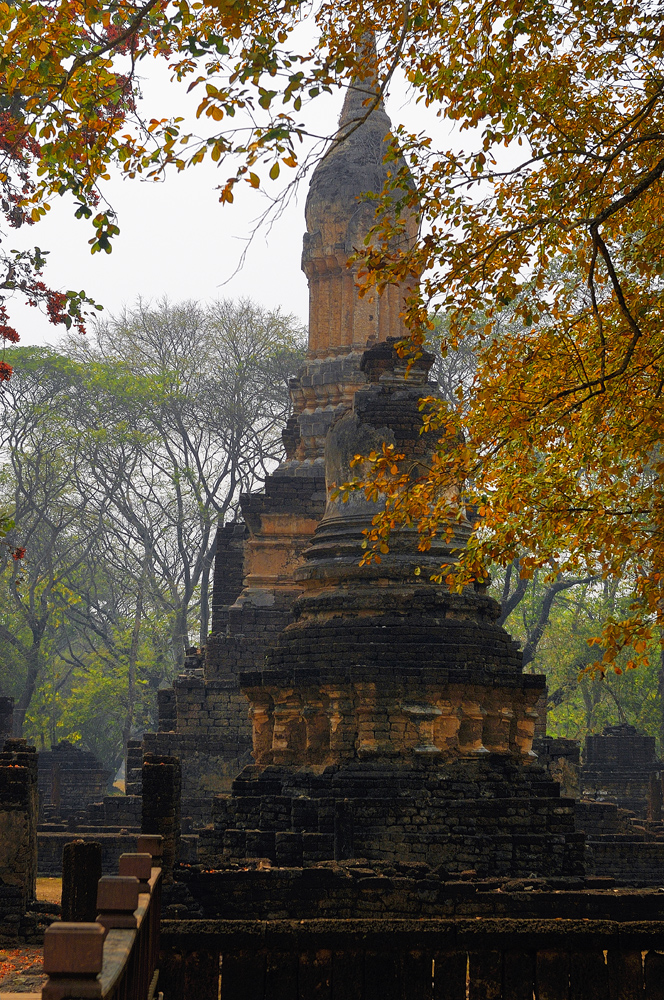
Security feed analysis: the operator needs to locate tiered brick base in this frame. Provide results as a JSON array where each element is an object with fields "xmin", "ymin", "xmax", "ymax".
[{"xmin": 204, "ymin": 757, "xmax": 584, "ymax": 877}]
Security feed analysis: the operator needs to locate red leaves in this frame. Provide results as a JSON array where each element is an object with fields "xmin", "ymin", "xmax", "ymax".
[
  {"xmin": 45, "ymin": 290, "xmax": 68, "ymax": 326},
  {"xmin": 0, "ymin": 324, "xmax": 19, "ymax": 344},
  {"xmin": 0, "ymin": 305, "xmax": 19, "ymax": 345}
]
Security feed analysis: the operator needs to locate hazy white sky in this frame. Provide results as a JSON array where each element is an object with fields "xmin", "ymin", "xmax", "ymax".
[
  {"xmin": 9, "ymin": 146, "xmax": 313, "ymax": 344},
  {"xmin": 8, "ymin": 59, "xmax": 326, "ymax": 345},
  {"xmin": 8, "ymin": 32, "xmax": 441, "ymax": 349}
]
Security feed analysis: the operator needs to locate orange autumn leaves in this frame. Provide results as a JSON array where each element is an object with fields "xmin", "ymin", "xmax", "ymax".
[
  {"xmin": 4, "ymin": 0, "xmax": 664, "ymax": 669},
  {"xmin": 333, "ymin": 1, "xmax": 664, "ymax": 674}
]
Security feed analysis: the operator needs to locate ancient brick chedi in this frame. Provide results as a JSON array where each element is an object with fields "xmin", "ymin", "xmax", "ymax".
[
  {"xmin": 246, "ymin": 339, "xmax": 543, "ymax": 769},
  {"xmin": 143, "ymin": 62, "xmax": 419, "ymax": 821},
  {"xmin": 208, "ymin": 335, "xmax": 581, "ymax": 873},
  {"xmin": 191, "ymin": 71, "xmax": 584, "ymax": 877},
  {"xmin": 283, "ymin": 71, "xmax": 419, "ymax": 464}
]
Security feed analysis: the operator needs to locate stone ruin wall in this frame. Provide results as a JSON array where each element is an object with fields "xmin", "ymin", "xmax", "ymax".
[
  {"xmin": 38, "ymin": 740, "xmax": 112, "ymax": 821},
  {"xmin": 580, "ymin": 723, "xmax": 661, "ymax": 816},
  {"xmin": 534, "ymin": 723, "xmax": 664, "ymax": 823},
  {"xmin": 202, "ymin": 757, "xmax": 584, "ymax": 877},
  {"xmin": 0, "ymin": 737, "xmax": 59, "ymax": 944}
]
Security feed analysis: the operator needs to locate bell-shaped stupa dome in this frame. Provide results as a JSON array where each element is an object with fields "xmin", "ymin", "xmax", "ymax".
[{"xmin": 304, "ymin": 79, "xmax": 406, "ymax": 254}]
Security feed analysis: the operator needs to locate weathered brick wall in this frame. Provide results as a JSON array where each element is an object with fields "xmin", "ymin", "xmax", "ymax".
[
  {"xmin": 84, "ymin": 793, "xmax": 142, "ymax": 828},
  {"xmin": 174, "ymin": 865, "xmax": 664, "ymax": 920},
  {"xmin": 240, "ymin": 473, "xmax": 327, "ymax": 527},
  {"xmin": 649, "ymin": 772, "xmax": 664, "ymax": 821},
  {"xmin": 581, "ymin": 723, "xmax": 660, "ymax": 817},
  {"xmin": 158, "ymin": 689, "xmax": 177, "ymax": 732},
  {"xmin": 0, "ymin": 738, "xmax": 38, "ymax": 941},
  {"xmin": 573, "ymin": 798, "xmax": 664, "ymax": 883},
  {"xmin": 206, "ymin": 609, "xmax": 292, "ymax": 680},
  {"xmin": 584, "ymin": 723, "xmax": 657, "ymax": 767},
  {"xmin": 210, "ymin": 521, "xmax": 248, "ymax": 634},
  {"xmin": 203, "ymin": 757, "xmax": 585, "ymax": 878},
  {"xmin": 135, "ymin": 682, "xmax": 253, "ymax": 827},
  {"xmin": 587, "ymin": 841, "xmax": 664, "ymax": 882},
  {"xmin": 37, "ymin": 740, "xmax": 111, "ymax": 819},
  {"xmin": 532, "ymin": 687, "xmax": 547, "ymax": 738},
  {"xmin": 575, "ymin": 799, "xmax": 638, "ymax": 837},
  {"xmin": 126, "ymin": 739, "xmax": 144, "ymax": 796},
  {"xmin": 205, "ymin": 474, "xmax": 326, "ymax": 690},
  {"xmin": 533, "ymin": 736, "xmax": 580, "ymax": 798},
  {"xmin": 173, "ymin": 676, "xmax": 251, "ymax": 739},
  {"xmin": 38, "ymin": 829, "xmax": 197, "ymax": 876},
  {"xmin": 142, "ymin": 752, "xmax": 181, "ymax": 880},
  {"xmin": 142, "ymin": 731, "xmax": 251, "ymax": 824},
  {"xmin": 38, "ymin": 831, "xmax": 140, "ymax": 875}
]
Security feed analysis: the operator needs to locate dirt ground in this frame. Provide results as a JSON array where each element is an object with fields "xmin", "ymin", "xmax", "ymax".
[{"xmin": 0, "ymin": 946, "xmax": 45, "ymax": 994}]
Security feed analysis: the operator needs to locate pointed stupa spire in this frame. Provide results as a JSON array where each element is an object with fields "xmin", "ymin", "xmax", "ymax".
[
  {"xmin": 301, "ymin": 33, "xmax": 419, "ymax": 359},
  {"xmin": 336, "ymin": 33, "xmax": 391, "ymax": 134}
]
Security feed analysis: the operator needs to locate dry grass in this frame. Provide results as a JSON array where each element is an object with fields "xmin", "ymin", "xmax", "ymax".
[{"xmin": 34, "ymin": 879, "xmax": 60, "ymax": 906}]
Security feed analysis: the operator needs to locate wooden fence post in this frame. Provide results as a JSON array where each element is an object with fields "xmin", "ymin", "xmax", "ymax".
[
  {"xmin": 96, "ymin": 876, "xmax": 139, "ymax": 931},
  {"xmin": 118, "ymin": 852, "xmax": 152, "ymax": 891},
  {"xmin": 42, "ymin": 922, "xmax": 105, "ymax": 1000},
  {"xmin": 138, "ymin": 833, "xmax": 164, "ymax": 867}
]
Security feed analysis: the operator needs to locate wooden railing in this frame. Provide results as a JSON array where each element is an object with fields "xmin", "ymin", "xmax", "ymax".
[
  {"xmin": 42, "ymin": 835, "xmax": 163, "ymax": 1000},
  {"xmin": 159, "ymin": 916, "xmax": 664, "ymax": 1000}
]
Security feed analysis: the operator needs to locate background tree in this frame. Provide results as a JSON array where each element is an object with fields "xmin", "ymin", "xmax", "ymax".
[
  {"xmin": 0, "ymin": 298, "xmax": 305, "ymax": 758},
  {"xmin": 64, "ymin": 297, "xmax": 304, "ymax": 664},
  {"xmin": 497, "ymin": 570, "xmax": 663, "ymax": 747},
  {"xmin": 497, "ymin": 561, "xmax": 594, "ymax": 668},
  {"xmin": 0, "ymin": 355, "xmax": 111, "ymax": 734}
]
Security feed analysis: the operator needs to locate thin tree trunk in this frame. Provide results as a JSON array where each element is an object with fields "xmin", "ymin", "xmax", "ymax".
[
  {"xmin": 602, "ymin": 677, "xmax": 627, "ymax": 723},
  {"xmin": 13, "ymin": 643, "xmax": 41, "ymax": 736},
  {"xmin": 199, "ymin": 566, "xmax": 210, "ymax": 648},
  {"xmin": 172, "ymin": 604, "xmax": 190, "ymax": 671},
  {"xmin": 198, "ymin": 538, "xmax": 216, "ymax": 646},
  {"xmin": 522, "ymin": 576, "xmax": 594, "ymax": 667},
  {"xmin": 122, "ymin": 579, "xmax": 144, "ymax": 765},
  {"xmin": 498, "ymin": 559, "xmax": 528, "ymax": 626}
]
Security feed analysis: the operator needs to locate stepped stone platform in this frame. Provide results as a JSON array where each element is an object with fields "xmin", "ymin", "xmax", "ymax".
[
  {"xmin": 202, "ymin": 758, "xmax": 583, "ymax": 877},
  {"xmin": 165, "ymin": 861, "xmax": 664, "ymax": 921}
]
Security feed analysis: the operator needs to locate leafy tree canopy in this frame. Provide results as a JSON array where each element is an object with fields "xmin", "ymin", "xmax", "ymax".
[
  {"xmin": 3, "ymin": 0, "xmax": 664, "ymax": 667},
  {"xmin": 0, "ymin": 299, "xmax": 304, "ymax": 756}
]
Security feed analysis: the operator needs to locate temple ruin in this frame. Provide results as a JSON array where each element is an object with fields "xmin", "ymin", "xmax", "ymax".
[
  {"xmin": 0, "ymin": 49, "xmax": 663, "ymax": 1000},
  {"xmin": 121, "ymin": 57, "xmax": 664, "ymax": 888}
]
